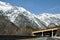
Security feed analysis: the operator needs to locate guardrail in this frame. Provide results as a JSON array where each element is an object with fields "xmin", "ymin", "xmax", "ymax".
[{"xmin": 32, "ymin": 27, "xmax": 59, "ymax": 37}]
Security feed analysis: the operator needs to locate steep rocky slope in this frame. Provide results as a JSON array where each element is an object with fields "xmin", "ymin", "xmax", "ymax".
[{"xmin": 0, "ymin": 15, "xmax": 33, "ymax": 35}]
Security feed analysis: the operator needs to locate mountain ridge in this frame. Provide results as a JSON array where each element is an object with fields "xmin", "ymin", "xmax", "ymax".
[{"xmin": 0, "ymin": 1, "xmax": 60, "ymax": 30}]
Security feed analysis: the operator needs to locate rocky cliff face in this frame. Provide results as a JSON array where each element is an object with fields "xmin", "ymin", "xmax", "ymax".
[{"xmin": 0, "ymin": 15, "xmax": 33, "ymax": 35}]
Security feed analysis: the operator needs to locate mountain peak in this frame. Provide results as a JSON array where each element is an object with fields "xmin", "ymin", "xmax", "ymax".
[
  {"xmin": 0, "ymin": 1, "xmax": 11, "ymax": 6},
  {"xmin": 0, "ymin": 1, "xmax": 12, "ymax": 11},
  {"xmin": 0, "ymin": 1, "xmax": 29, "ymax": 13}
]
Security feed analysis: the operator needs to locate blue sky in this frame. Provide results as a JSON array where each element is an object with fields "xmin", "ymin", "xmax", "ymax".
[{"xmin": 0, "ymin": 0, "xmax": 60, "ymax": 14}]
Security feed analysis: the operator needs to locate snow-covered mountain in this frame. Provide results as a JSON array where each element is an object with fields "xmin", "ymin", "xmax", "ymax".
[
  {"xmin": 37, "ymin": 13, "xmax": 60, "ymax": 27},
  {"xmin": 0, "ymin": 1, "xmax": 60, "ymax": 30}
]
